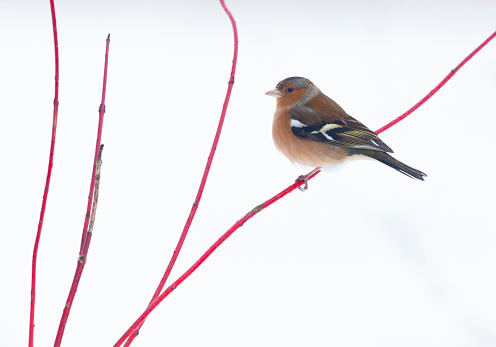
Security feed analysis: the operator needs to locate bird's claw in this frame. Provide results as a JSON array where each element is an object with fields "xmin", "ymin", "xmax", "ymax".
[{"xmin": 296, "ymin": 175, "xmax": 309, "ymax": 192}]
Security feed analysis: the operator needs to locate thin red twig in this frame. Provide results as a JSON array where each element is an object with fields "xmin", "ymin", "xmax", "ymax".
[
  {"xmin": 113, "ymin": 172, "xmax": 319, "ymax": 347},
  {"xmin": 121, "ymin": 1, "xmax": 238, "ymax": 345},
  {"xmin": 115, "ymin": 29, "xmax": 496, "ymax": 346},
  {"xmin": 375, "ymin": 29, "xmax": 496, "ymax": 134},
  {"xmin": 53, "ymin": 35, "xmax": 110, "ymax": 347},
  {"xmin": 29, "ymin": 1, "xmax": 59, "ymax": 346},
  {"xmin": 78, "ymin": 35, "xmax": 110, "ymax": 253}
]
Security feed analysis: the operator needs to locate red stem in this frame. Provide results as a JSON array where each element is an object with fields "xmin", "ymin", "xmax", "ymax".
[
  {"xmin": 115, "ymin": 28, "xmax": 496, "ymax": 347},
  {"xmin": 375, "ymin": 29, "xmax": 496, "ymax": 134},
  {"xmin": 113, "ymin": 171, "xmax": 319, "ymax": 347},
  {"xmin": 121, "ymin": 1, "xmax": 238, "ymax": 345},
  {"xmin": 79, "ymin": 35, "xmax": 110, "ymax": 253},
  {"xmin": 53, "ymin": 35, "xmax": 110, "ymax": 347},
  {"xmin": 29, "ymin": 1, "xmax": 59, "ymax": 346}
]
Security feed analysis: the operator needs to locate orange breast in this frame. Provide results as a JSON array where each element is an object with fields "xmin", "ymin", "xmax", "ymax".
[{"xmin": 272, "ymin": 109, "xmax": 350, "ymax": 167}]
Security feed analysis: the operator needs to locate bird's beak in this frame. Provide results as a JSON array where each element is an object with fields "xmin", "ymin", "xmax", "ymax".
[{"xmin": 265, "ymin": 88, "xmax": 282, "ymax": 98}]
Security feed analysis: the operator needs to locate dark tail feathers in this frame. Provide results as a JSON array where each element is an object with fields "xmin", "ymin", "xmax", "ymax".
[{"xmin": 355, "ymin": 149, "xmax": 427, "ymax": 181}]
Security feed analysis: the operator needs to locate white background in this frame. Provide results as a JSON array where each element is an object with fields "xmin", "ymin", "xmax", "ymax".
[{"xmin": 1, "ymin": 0, "xmax": 496, "ymax": 346}]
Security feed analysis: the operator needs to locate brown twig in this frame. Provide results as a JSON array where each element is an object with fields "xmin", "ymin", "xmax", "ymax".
[{"xmin": 87, "ymin": 145, "xmax": 104, "ymax": 237}]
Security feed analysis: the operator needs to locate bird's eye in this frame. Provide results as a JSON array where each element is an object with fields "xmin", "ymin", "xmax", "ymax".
[{"xmin": 287, "ymin": 87, "xmax": 294, "ymax": 93}]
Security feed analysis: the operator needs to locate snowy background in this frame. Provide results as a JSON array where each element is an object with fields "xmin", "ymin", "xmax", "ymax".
[{"xmin": 1, "ymin": 0, "xmax": 496, "ymax": 346}]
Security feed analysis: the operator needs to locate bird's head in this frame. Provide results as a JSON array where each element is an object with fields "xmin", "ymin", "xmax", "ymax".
[{"xmin": 266, "ymin": 77, "xmax": 316, "ymax": 107}]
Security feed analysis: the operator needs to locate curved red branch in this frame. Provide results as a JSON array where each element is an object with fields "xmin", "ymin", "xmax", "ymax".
[
  {"xmin": 121, "ymin": 1, "xmax": 239, "ymax": 346},
  {"xmin": 29, "ymin": 1, "xmax": 59, "ymax": 346}
]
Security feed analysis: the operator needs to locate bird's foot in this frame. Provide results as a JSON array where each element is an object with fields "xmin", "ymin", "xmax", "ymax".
[
  {"xmin": 295, "ymin": 167, "xmax": 321, "ymax": 192},
  {"xmin": 296, "ymin": 175, "xmax": 309, "ymax": 192}
]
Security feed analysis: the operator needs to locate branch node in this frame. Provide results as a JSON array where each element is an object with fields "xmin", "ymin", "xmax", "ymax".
[{"xmin": 251, "ymin": 203, "xmax": 264, "ymax": 215}]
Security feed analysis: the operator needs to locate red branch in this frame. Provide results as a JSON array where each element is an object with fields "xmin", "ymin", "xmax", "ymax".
[
  {"xmin": 113, "ymin": 172, "xmax": 319, "ymax": 347},
  {"xmin": 29, "ymin": 1, "xmax": 59, "ymax": 346},
  {"xmin": 78, "ymin": 35, "xmax": 110, "ymax": 253},
  {"xmin": 375, "ymin": 29, "xmax": 496, "ymax": 134},
  {"xmin": 121, "ymin": 1, "xmax": 239, "ymax": 345},
  {"xmin": 114, "ymin": 28, "xmax": 496, "ymax": 346},
  {"xmin": 53, "ymin": 35, "xmax": 110, "ymax": 347}
]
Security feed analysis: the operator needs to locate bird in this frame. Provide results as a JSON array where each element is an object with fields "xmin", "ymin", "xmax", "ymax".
[{"xmin": 266, "ymin": 76, "xmax": 426, "ymax": 190}]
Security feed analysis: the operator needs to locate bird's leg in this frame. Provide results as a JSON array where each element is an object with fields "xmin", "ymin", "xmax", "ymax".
[{"xmin": 296, "ymin": 167, "xmax": 321, "ymax": 192}]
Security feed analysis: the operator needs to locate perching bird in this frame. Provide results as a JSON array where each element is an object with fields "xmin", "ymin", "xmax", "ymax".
[{"xmin": 266, "ymin": 77, "xmax": 426, "ymax": 190}]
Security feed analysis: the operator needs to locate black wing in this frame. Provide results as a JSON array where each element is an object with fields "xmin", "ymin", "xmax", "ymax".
[{"xmin": 289, "ymin": 106, "xmax": 393, "ymax": 153}]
